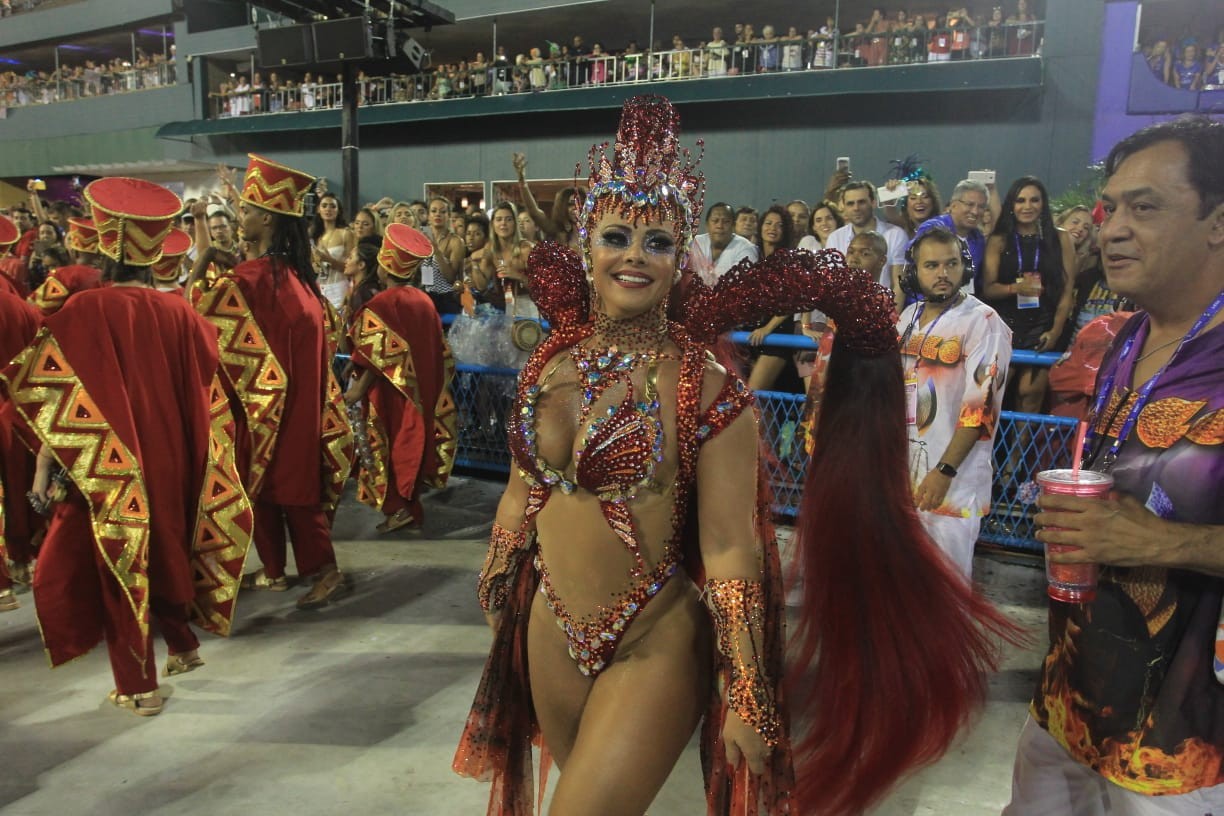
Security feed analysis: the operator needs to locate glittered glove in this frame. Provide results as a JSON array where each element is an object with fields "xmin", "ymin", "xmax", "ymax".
[
  {"xmin": 477, "ymin": 522, "xmax": 529, "ymax": 613},
  {"xmin": 704, "ymin": 577, "xmax": 781, "ymax": 747}
]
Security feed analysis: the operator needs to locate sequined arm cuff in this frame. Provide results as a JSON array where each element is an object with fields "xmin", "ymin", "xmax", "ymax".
[
  {"xmin": 477, "ymin": 522, "xmax": 529, "ymax": 612},
  {"xmin": 704, "ymin": 578, "xmax": 781, "ymax": 747}
]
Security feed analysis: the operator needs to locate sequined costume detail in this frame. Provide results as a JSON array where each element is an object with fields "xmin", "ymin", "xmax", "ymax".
[
  {"xmin": 478, "ymin": 523, "xmax": 529, "ymax": 613},
  {"xmin": 537, "ymin": 553, "xmax": 679, "ymax": 677},
  {"xmin": 507, "ymin": 321, "xmax": 753, "ymax": 677},
  {"xmin": 704, "ymin": 578, "xmax": 781, "ymax": 746}
]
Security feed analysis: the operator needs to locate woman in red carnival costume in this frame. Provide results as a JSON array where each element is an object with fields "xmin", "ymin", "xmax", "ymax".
[
  {"xmin": 454, "ymin": 95, "xmax": 1020, "ymax": 815},
  {"xmin": 344, "ymin": 223, "xmax": 458, "ymax": 533},
  {"xmin": 0, "ymin": 177, "xmax": 254, "ymax": 715},
  {"xmin": 193, "ymin": 154, "xmax": 355, "ymax": 610}
]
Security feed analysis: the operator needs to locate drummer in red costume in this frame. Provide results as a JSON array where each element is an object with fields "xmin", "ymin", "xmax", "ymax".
[
  {"xmin": 151, "ymin": 228, "xmax": 192, "ymax": 294},
  {"xmin": 28, "ymin": 216, "xmax": 104, "ymax": 316},
  {"xmin": 195, "ymin": 153, "xmax": 354, "ymax": 609},
  {"xmin": 0, "ymin": 177, "xmax": 254, "ymax": 716},
  {"xmin": 345, "ymin": 223, "xmax": 457, "ymax": 533},
  {"xmin": 0, "ymin": 214, "xmax": 28, "ymax": 298},
  {"xmin": 0, "ymin": 279, "xmax": 40, "ymax": 612}
]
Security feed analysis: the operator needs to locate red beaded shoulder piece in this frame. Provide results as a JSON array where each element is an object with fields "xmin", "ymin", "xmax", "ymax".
[{"xmin": 695, "ymin": 371, "xmax": 755, "ymax": 446}]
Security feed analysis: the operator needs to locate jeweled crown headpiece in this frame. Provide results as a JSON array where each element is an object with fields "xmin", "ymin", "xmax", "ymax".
[{"xmin": 576, "ymin": 95, "xmax": 704, "ymax": 266}]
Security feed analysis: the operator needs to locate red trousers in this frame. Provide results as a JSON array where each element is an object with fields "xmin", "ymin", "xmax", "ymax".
[
  {"xmin": 380, "ymin": 483, "xmax": 423, "ymax": 522},
  {"xmin": 34, "ymin": 499, "xmax": 199, "ymax": 695},
  {"xmin": 370, "ymin": 381, "xmax": 426, "ymax": 524},
  {"xmin": 1, "ymin": 424, "xmax": 42, "ymax": 566},
  {"xmin": 253, "ymin": 500, "xmax": 336, "ymax": 580}
]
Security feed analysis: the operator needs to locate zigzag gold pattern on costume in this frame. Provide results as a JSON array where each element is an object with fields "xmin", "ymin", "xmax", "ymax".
[
  {"xmin": 428, "ymin": 344, "xmax": 457, "ymax": 489},
  {"xmin": 322, "ymin": 299, "xmax": 344, "ymax": 356},
  {"xmin": 354, "ymin": 310, "xmax": 421, "ymax": 411},
  {"xmin": 350, "ymin": 311, "xmax": 457, "ymax": 501},
  {"xmin": 196, "ymin": 278, "xmax": 288, "ymax": 497},
  {"xmin": 350, "ymin": 310, "xmax": 402, "ymax": 510},
  {"xmin": 241, "ymin": 167, "xmax": 310, "ymax": 216},
  {"xmin": 2, "ymin": 330, "xmax": 152, "ymax": 663},
  {"xmin": 355, "ymin": 398, "xmax": 391, "ymax": 511},
  {"xmin": 318, "ymin": 299, "xmax": 354, "ymax": 510},
  {"xmin": 66, "ymin": 229, "xmax": 98, "ymax": 254},
  {"xmin": 90, "ymin": 211, "xmax": 172, "ymax": 267},
  {"xmin": 320, "ymin": 369, "xmax": 355, "ymax": 512},
  {"xmin": 188, "ymin": 376, "xmax": 255, "ymax": 636},
  {"xmin": 29, "ymin": 276, "xmax": 71, "ymax": 316}
]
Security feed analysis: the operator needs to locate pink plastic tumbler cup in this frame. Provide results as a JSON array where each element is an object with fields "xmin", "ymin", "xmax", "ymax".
[{"xmin": 1035, "ymin": 469, "xmax": 1114, "ymax": 604}]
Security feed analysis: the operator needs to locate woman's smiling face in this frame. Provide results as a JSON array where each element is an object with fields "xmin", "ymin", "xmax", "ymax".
[{"xmin": 588, "ymin": 211, "xmax": 678, "ymax": 320}]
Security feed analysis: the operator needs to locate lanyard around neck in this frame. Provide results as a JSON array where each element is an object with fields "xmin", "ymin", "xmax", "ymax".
[
  {"xmin": 1086, "ymin": 288, "xmax": 1224, "ymax": 470},
  {"xmin": 1014, "ymin": 232, "xmax": 1040, "ymax": 272},
  {"xmin": 901, "ymin": 297, "xmax": 956, "ymax": 372}
]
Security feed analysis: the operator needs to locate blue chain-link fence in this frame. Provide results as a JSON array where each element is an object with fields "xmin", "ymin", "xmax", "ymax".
[{"xmin": 394, "ymin": 322, "xmax": 1071, "ymax": 554}]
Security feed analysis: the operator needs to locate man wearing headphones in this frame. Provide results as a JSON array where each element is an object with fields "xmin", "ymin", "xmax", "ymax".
[{"xmin": 898, "ymin": 225, "xmax": 1011, "ymax": 578}]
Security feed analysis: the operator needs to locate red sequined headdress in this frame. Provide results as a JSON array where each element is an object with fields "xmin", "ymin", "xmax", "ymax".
[
  {"xmin": 576, "ymin": 95, "xmax": 704, "ymax": 264},
  {"xmin": 531, "ymin": 95, "xmax": 898, "ymax": 357}
]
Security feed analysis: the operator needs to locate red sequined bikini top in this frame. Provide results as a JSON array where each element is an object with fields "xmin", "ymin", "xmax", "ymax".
[
  {"xmin": 510, "ymin": 345, "xmax": 667, "ymax": 500},
  {"xmin": 509, "ymin": 323, "xmax": 756, "ymax": 576}
]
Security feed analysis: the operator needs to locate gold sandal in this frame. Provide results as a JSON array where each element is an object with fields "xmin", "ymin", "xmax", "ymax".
[
  {"xmin": 241, "ymin": 567, "xmax": 289, "ymax": 591},
  {"xmin": 296, "ymin": 566, "xmax": 350, "ymax": 610},
  {"xmin": 163, "ymin": 652, "xmax": 205, "ymax": 677},
  {"xmin": 376, "ymin": 509, "xmax": 418, "ymax": 534},
  {"xmin": 0, "ymin": 589, "xmax": 18, "ymax": 612},
  {"xmin": 108, "ymin": 689, "xmax": 163, "ymax": 717}
]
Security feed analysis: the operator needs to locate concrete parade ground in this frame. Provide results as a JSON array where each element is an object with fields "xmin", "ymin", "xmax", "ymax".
[{"xmin": 0, "ymin": 475, "xmax": 1048, "ymax": 816}]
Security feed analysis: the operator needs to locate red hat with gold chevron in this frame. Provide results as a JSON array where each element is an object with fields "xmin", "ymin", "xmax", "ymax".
[
  {"xmin": 240, "ymin": 153, "xmax": 315, "ymax": 217},
  {"xmin": 378, "ymin": 222, "xmax": 433, "ymax": 280},
  {"xmin": 83, "ymin": 177, "xmax": 182, "ymax": 267},
  {"xmin": 150, "ymin": 227, "xmax": 193, "ymax": 282},
  {"xmin": 66, "ymin": 217, "xmax": 99, "ymax": 254},
  {"xmin": 0, "ymin": 213, "xmax": 18, "ymax": 247}
]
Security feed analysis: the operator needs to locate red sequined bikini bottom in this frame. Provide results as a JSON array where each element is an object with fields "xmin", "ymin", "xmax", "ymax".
[{"xmin": 535, "ymin": 550, "xmax": 680, "ymax": 677}]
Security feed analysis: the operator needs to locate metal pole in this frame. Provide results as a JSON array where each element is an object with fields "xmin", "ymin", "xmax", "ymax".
[
  {"xmin": 131, "ymin": 32, "xmax": 137, "ymax": 67},
  {"xmin": 341, "ymin": 62, "xmax": 360, "ymax": 218},
  {"xmin": 492, "ymin": 18, "xmax": 497, "ymax": 63},
  {"xmin": 162, "ymin": 25, "xmax": 168, "ymax": 60},
  {"xmin": 833, "ymin": 0, "xmax": 841, "ymax": 69},
  {"xmin": 647, "ymin": 1, "xmax": 654, "ymax": 68},
  {"xmin": 55, "ymin": 46, "xmax": 62, "ymax": 101}
]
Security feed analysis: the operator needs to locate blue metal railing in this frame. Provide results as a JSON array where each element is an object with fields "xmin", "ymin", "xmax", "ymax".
[{"xmin": 361, "ymin": 317, "xmax": 1068, "ymax": 553}]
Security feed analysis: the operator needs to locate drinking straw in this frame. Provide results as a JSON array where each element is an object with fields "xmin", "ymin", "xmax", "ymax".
[{"xmin": 1071, "ymin": 419, "xmax": 1088, "ymax": 478}]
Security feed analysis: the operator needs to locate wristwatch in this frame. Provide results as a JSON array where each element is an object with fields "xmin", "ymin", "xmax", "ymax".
[{"xmin": 935, "ymin": 462, "xmax": 958, "ymax": 478}]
